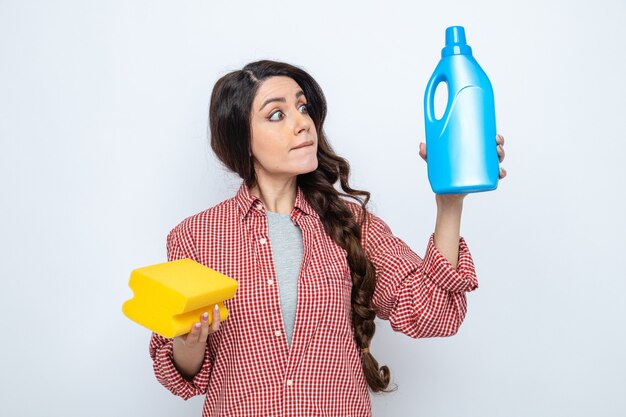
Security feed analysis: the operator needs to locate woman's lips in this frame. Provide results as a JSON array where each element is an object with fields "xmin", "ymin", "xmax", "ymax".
[{"xmin": 292, "ymin": 140, "xmax": 314, "ymax": 150}]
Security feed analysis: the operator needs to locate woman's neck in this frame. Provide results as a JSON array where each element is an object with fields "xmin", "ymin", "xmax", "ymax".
[{"xmin": 249, "ymin": 176, "xmax": 297, "ymax": 214}]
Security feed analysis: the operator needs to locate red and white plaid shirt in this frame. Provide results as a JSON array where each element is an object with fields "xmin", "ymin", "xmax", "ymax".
[{"xmin": 149, "ymin": 183, "xmax": 478, "ymax": 416}]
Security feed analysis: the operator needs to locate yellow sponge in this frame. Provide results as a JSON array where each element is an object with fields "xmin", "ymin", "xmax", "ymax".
[{"xmin": 122, "ymin": 258, "xmax": 238, "ymax": 338}]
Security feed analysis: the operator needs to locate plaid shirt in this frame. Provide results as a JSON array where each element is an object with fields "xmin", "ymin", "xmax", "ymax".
[{"xmin": 149, "ymin": 183, "xmax": 478, "ymax": 416}]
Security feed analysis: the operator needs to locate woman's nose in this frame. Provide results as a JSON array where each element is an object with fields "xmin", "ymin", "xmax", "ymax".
[{"xmin": 293, "ymin": 110, "xmax": 311, "ymax": 134}]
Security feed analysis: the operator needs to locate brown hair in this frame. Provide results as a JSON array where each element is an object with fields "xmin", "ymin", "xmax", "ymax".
[{"xmin": 209, "ymin": 60, "xmax": 391, "ymax": 392}]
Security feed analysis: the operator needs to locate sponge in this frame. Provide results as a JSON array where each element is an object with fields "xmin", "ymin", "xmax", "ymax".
[{"xmin": 122, "ymin": 258, "xmax": 238, "ymax": 338}]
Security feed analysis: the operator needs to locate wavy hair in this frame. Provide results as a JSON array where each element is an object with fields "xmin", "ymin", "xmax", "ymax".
[{"xmin": 209, "ymin": 60, "xmax": 391, "ymax": 392}]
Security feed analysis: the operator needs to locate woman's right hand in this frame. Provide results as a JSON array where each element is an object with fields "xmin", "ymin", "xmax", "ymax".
[{"xmin": 172, "ymin": 304, "xmax": 222, "ymax": 380}]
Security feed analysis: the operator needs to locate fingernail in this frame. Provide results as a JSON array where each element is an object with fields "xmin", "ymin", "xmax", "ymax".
[
  {"xmin": 214, "ymin": 304, "xmax": 219, "ymax": 312},
  {"xmin": 202, "ymin": 312, "xmax": 208, "ymax": 320},
  {"xmin": 195, "ymin": 322, "xmax": 201, "ymax": 328}
]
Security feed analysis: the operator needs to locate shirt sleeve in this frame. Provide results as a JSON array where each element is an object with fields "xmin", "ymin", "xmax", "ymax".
[
  {"xmin": 362, "ymin": 211, "xmax": 479, "ymax": 338},
  {"xmin": 148, "ymin": 221, "xmax": 213, "ymax": 400}
]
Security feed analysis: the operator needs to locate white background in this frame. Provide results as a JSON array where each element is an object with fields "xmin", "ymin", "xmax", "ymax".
[{"xmin": 1, "ymin": 0, "xmax": 625, "ymax": 416}]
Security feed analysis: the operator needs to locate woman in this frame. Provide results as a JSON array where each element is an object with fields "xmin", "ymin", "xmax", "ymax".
[{"xmin": 149, "ymin": 60, "xmax": 507, "ymax": 416}]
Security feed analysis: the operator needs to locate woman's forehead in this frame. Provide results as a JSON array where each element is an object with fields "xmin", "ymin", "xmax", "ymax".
[{"xmin": 254, "ymin": 76, "xmax": 304, "ymax": 104}]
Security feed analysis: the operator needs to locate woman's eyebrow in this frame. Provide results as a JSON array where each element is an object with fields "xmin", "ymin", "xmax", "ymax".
[{"xmin": 259, "ymin": 90, "xmax": 305, "ymax": 111}]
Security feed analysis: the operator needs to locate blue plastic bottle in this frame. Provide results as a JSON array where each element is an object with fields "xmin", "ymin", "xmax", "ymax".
[{"xmin": 424, "ymin": 26, "xmax": 499, "ymax": 194}]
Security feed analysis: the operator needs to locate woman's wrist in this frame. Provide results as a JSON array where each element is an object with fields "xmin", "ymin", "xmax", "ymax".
[
  {"xmin": 433, "ymin": 194, "xmax": 464, "ymax": 268},
  {"xmin": 172, "ymin": 341, "xmax": 205, "ymax": 380},
  {"xmin": 435, "ymin": 194, "xmax": 465, "ymax": 211}
]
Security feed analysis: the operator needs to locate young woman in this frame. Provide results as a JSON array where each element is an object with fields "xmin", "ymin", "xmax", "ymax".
[{"xmin": 149, "ymin": 60, "xmax": 507, "ymax": 416}]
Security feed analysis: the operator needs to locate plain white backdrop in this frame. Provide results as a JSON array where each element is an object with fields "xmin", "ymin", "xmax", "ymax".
[{"xmin": 1, "ymin": 0, "xmax": 625, "ymax": 416}]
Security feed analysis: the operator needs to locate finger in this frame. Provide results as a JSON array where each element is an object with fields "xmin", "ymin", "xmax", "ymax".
[
  {"xmin": 497, "ymin": 145, "xmax": 505, "ymax": 163},
  {"xmin": 496, "ymin": 134, "xmax": 505, "ymax": 146},
  {"xmin": 210, "ymin": 304, "xmax": 221, "ymax": 334},
  {"xmin": 419, "ymin": 142, "xmax": 427, "ymax": 161},
  {"xmin": 499, "ymin": 167, "xmax": 507, "ymax": 179},
  {"xmin": 198, "ymin": 311, "xmax": 210, "ymax": 341},
  {"xmin": 187, "ymin": 321, "xmax": 202, "ymax": 344}
]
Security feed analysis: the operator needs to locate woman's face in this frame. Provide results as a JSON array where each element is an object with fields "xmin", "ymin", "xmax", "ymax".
[{"xmin": 250, "ymin": 76, "xmax": 318, "ymax": 184}]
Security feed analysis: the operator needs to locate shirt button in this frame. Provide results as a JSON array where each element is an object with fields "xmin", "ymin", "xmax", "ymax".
[
  {"xmin": 286, "ymin": 379, "xmax": 293, "ymax": 386},
  {"xmin": 267, "ymin": 279, "xmax": 274, "ymax": 286},
  {"xmin": 256, "ymin": 203, "xmax": 263, "ymax": 210},
  {"xmin": 275, "ymin": 330, "xmax": 282, "ymax": 337},
  {"xmin": 259, "ymin": 237, "xmax": 267, "ymax": 245}
]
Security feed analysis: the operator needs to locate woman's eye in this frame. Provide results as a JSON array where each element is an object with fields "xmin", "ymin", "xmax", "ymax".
[
  {"xmin": 268, "ymin": 110, "xmax": 284, "ymax": 121},
  {"xmin": 299, "ymin": 103, "xmax": 309, "ymax": 113}
]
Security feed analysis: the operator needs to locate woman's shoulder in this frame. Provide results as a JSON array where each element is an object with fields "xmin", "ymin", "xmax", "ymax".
[
  {"xmin": 344, "ymin": 200, "xmax": 366, "ymax": 220},
  {"xmin": 169, "ymin": 195, "xmax": 239, "ymax": 236},
  {"xmin": 342, "ymin": 200, "xmax": 394, "ymax": 252},
  {"xmin": 343, "ymin": 200, "xmax": 384, "ymax": 227}
]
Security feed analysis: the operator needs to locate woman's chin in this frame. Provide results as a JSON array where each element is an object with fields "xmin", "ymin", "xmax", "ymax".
[{"xmin": 298, "ymin": 159, "xmax": 319, "ymax": 175}]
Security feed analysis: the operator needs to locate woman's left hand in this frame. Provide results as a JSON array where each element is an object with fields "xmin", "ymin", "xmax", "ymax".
[{"xmin": 419, "ymin": 134, "xmax": 507, "ymax": 206}]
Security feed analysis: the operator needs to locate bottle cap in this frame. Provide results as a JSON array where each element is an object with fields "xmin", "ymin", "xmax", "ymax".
[{"xmin": 442, "ymin": 26, "xmax": 473, "ymax": 57}]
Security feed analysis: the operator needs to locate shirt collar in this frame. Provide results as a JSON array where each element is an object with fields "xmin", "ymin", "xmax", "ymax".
[{"xmin": 234, "ymin": 182, "xmax": 319, "ymax": 219}]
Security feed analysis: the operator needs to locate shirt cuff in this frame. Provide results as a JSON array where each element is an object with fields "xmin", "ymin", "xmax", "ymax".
[
  {"xmin": 152, "ymin": 337, "xmax": 211, "ymax": 400},
  {"xmin": 421, "ymin": 233, "xmax": 478, "ymax": 293}
]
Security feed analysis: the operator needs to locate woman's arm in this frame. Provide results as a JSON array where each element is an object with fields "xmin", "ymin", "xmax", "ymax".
[
  {"xmin": 173, "ymin": 304, "xmax": 221, "ymax": 379},
  {"xmin": 356, "ymin": 209, "xmax": 477, "ymax": 338},
  {"xmin": 421, "ymin": 134, "xmax": 507, "ymax": 268},
  {"xmin": 148, "ymin": 222, "xmax": 215, "ymax": 399},
  {"xmin": 350, "ymin": 134, "xmax": 506, "ymax": 338}
]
